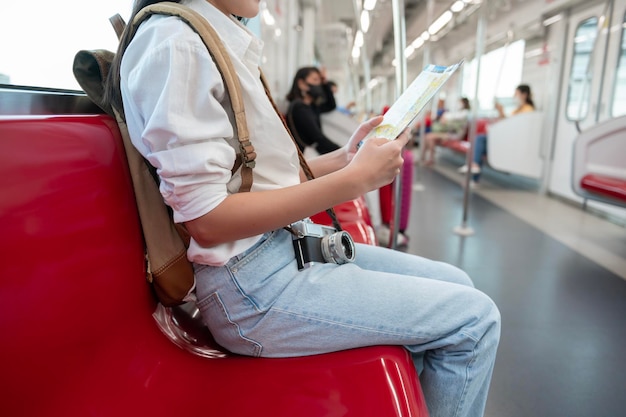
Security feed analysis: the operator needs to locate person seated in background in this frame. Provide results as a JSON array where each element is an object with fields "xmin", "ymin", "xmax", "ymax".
[
  {"xmin": 459, "ymin": 84, "xmax": 535, "ymax": 175},
  {"xmin": 421, "ymin": 97, "xmax": 471, "ymax": 166},
  {"xmin": 412, "ymin": 97, "xmax": 446, "ymax": 138},
  {"xmin": 286, "ymin": 67, "xmax": 341, "ymax": 155}
]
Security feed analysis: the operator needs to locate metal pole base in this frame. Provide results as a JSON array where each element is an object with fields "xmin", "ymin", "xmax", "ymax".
[{"xmin": 453, "ymin": 225, "xmax": 475, "ymax": 236}]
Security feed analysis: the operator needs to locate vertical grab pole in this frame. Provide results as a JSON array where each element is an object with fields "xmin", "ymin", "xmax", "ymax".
[
  {"xmin": 454, "ymin": 0, "xmax": 488, "ymax": 237},
  {"xmin": 390, "ymin": 0, "xmax": 407, "ymax": 249},
  {"xmin": 415, "ymin": 0, "xmax": 436, "ymax": 192}
]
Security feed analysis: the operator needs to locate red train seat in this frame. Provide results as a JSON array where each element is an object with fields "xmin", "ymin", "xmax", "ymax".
[
  {"xmin": 0, "ymin": 114, "xmax": 429, "ymax": 417},
  {"xmin": 580, "ymin": 174, "xmax": 626, "ymax": 204},
  {"xmin": 443, "ymin": 139, "xmax": 470, "ymax": 154},
  {"xmin": 572, "ymin": 115, "xmax": 626, "ymax": 209},
  {"xmin": 311, "ymin": 196, "xmax": 376, "ymax": 245},
  {"xmin": 439, "ymin": 118, "xmax": 488, "ymax": 154}
]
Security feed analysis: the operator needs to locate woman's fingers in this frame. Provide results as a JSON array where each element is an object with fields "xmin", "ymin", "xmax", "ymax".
[
  {"xmin": 350, "ymin": 136, "xmax": 406, "ymax": 190},
  {"xmin": 345, "ymin": 116, "xmax": 385, "ymax": 155}
]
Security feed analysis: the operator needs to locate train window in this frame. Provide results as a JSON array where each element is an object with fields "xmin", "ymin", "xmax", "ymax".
[
  {"xmin": 461, "ymin": 40, "xmax": 525, "ymax": 114},
  {"xmin": 0, "ymin": 1, "xmax": 133, "ymax": 90},
  {"xmin": 566, "ymin": 17, "xmax": 599, "ymax": 121},
  {"xmin": 611, "ymin": 12, "xmax": 626, "ymax": 117}
]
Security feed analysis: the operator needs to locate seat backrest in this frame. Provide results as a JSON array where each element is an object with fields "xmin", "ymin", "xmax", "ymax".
[
  {"xmin": 0, "ymin": 114, "xmax": 153, "ymax": 413},
  {"xmin": 572, "ymin": 115, "xmax": 626, "ymax": 198},
  {"xmin": 486, "ymin": 111, "xmax": 544, "ymax": 179}
]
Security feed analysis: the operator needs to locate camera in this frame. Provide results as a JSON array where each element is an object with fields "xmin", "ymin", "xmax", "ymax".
[{"xmin": 290, "ymin": 220, "xmax": 356, "ymax": 270}]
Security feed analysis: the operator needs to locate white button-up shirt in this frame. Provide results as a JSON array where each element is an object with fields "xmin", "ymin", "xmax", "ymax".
[{"xmin": 121, "ymin": 0, "xmax": 301, "ymax": 266}]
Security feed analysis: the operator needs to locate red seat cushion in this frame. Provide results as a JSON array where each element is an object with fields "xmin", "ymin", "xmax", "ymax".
[
  {"xmin": 443, "ymin": 140, "xmax": 470, "ymax": 154},
  {"xmin": 581, "ymin": 174, "xmax": 626, "ymax": 202},
  {"xmin": 311, "ymin": 197, "xmax": 376, "ymax": 245}
]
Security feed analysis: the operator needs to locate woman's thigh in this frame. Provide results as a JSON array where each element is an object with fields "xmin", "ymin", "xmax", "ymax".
[
  {"xmin": 224, "ymin": 236, "xmax": 493, "ymax": 357},
  {"xmin": 195, "ymin": 229, "xmax": 496, "ymax": 358},
  {"xmin": 352, "ymin": 243, "xmax": 474, "ymax": 287}
]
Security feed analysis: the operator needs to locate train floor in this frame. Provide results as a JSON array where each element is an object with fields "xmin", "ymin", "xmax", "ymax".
[{"xmin": 394, "ymin": 151, "xmax": 626, "ymax": 417}]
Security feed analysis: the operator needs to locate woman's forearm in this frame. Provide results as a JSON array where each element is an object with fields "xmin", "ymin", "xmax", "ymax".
[
  {"xmin": 301, "ymin": 148, "xmax": 347, "ymax": 180},
  {"xmin": 186, "ymin": 166, "xmax": 365, "ymax": 247},
  {"xmin": 186, "ymin": 134, "xmax": 408, "ymax": 248}
]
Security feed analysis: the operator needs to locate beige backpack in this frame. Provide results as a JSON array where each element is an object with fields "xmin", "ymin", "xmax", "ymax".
[
  {"xmin": 74, "ymin": 2, "xmax": 337, "ymax": 306},
  {"xmin": 73, "ymin": 3, "xmax": 257, "ymax": 306}
]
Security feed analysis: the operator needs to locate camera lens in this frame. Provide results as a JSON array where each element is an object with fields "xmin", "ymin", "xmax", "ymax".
[{"xmin": 321, "ymin": 231, "xmax": 356, "ymax": 265}]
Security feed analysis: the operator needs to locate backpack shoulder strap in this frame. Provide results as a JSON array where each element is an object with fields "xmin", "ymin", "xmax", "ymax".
[{"xmin": 130, "ymin": 2, "xmax": 256, "ymax": 191}]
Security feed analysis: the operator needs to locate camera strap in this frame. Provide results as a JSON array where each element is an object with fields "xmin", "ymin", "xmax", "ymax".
[{"xmin": 260, "ymin": 73, "xmax": 343, "ymax": 232}]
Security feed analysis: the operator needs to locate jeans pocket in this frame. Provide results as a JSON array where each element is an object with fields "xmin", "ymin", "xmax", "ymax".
[{"xmin": 196, "ymin": 291, "xmax": 262, "ymax": 357}]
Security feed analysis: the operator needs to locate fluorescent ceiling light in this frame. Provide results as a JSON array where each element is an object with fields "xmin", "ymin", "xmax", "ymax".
[
  {"xmin": 363, "ymin": 0, "xmax": 377, "ymax": 11},
  {"xmin": 421, "ymin": 31, "xmax": 430, "ymax": 41},
  {"xmin": 428, "ymin": 11, "xmax": 452, "ymax": 35},
  {"xmin": 352, "ymin": 45, "xmax": 361, "ymax": 59},
  {"xmin": 354, "ymin": 30, "xmax": 364, "ymax": 47},
  {"xmin": 451, "ymin": 1, "xmax": 465, "ymax": 13},
  {"xmin": 404, "ymin": 45, "xmax": 415, "ymax": 57},
  {"xmin": 412, "ymin": 37, "xmax": 425, "ymax": 49},
  {"xmin": 361, "ymin": 10, "xmax": 370, "ymax": 33}
]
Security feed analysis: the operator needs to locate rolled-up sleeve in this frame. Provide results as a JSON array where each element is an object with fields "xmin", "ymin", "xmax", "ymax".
[{"xmin": 123, "ymin": 35, "xmax": 236, "ymax": 223}]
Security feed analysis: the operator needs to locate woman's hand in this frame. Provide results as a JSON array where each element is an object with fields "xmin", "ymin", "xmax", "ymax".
[
  {"xmin": 344, "ymin": 128, "xmax": 411, "ymax": 193},
  {"xmin": 344, "ymin": 116, "xmax": 384, "ymax": 162}
]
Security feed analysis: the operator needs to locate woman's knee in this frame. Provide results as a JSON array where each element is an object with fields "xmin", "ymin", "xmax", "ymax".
[
  {"xmin": 434, "ymin": 261, "xmax": 475, "ymax": 288},
  {"xmin": 470, "ymin": 289, "xmax": 501, "ymax": 347}
]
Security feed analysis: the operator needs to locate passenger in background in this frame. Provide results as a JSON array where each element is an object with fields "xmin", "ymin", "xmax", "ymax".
[
  {"xmin": 421, "ymin": 97, "xmax": 471, "ymax": 166},
  {"xmin": 286, "ymin": 67, "xmax": 341, "ymax": 154},
  {"xmin": 433, "ymin": 97, "xmax": 447, "ymax": 124},
  {"xmin": 459, "ymin": 84, "xmax": 535, "ymax": 175},
  {"xmin": 411, "ymin": 97, "xmax": 446, "ymax": 138}
]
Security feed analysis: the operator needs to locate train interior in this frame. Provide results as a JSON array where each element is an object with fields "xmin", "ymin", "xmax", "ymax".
[{"xmin": 1, "ymin": 0, "xmax": 625, "ymax": 416}]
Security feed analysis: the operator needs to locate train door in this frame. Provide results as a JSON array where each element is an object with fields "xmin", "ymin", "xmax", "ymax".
[
  {"xmin": 550, "ymin": 0, "xmax": 626, "ymax": 214},
  {"xmin": 549, "ymin": 2, "xmax": 609, "ymax": 202},
  {"xmin": 597, "ymin": 0, "xmax": 626, "ymax": 122}
]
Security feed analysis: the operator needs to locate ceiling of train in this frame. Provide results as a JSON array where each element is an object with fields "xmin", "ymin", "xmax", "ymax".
[{"xmin": 314, "ymin": 0, "xmax": 591, "ymax": 78}]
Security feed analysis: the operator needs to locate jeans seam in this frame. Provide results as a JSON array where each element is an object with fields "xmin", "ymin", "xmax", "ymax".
[
  {"xmin": 211, "ymin": 292, "xmax": 263, "ymax": 357},
  {"xmin": 271, "ymin": 306, "xmax": 435, "ymax": 339},
  {"xmin": 452, "ymin": 331, "xmax": 480, "ymax": 417},
  {"xmin": 228, "ymin": 268, "xmax": 262, "ymax": 312},
  {"xmin": 229, "ymin": 230, "xmax": 280, "ymax": 271}
]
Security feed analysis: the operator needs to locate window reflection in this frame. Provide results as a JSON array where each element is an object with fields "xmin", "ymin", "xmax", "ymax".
[
  {"xmin": 611, "ymin": 12, "xmax": 626, "ymax": 117},
  {"xmin": 566, "ymin": 17, "xmax": 598, "ymax": 121}
]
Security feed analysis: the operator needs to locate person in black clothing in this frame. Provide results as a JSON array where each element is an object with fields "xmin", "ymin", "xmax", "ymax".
[{"xmin": 286, "ymin": 66, "xmax": 340, "ymax": 154}]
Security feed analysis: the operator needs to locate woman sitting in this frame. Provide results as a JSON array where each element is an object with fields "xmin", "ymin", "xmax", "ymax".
[
  {"xmin": 459, "ymin": 84, "xmax": 536, "ymax": 175},
  {"xmin": 421, "ymin": 97, "xmax": 471, "ymax": 166},
  {"xmin": 286, "ymin": 67, "xmax": 341, "ymax": 155}
]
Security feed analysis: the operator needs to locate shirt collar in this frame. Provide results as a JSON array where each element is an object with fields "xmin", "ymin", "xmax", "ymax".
[{"xmin": 184, "ymin": 0, "xmax": 264, "ymax": 67}]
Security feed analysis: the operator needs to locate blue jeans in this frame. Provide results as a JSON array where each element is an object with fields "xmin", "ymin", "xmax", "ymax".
[
  {"xmin": 473, "ymin": 134, "xmax": 488, "ymax": 166},
  {"xmin": 195, "ymin": 229, "xmax": 500, "ymax": 417}
]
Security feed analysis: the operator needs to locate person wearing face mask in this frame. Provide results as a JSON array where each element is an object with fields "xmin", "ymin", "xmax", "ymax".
[
  {"xmin": 286, "ymin": 67, "xmax": 341, "ymax": 155},
  {"xmin": 495, "ymin": 84, "xmax": 535, "ymax": 118},
  {"xmin": 458, "ymin": 84, "xmax": 535, "ymax": 176}
]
